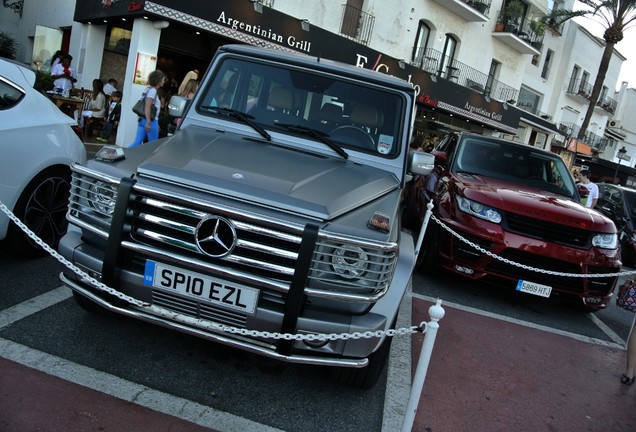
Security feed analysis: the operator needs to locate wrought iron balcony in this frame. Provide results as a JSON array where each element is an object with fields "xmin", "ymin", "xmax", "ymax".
[
  {"xmin": 558, "ymin": 122, "xmax": 615, "ymax": 153},
  {"xmin": 340, "ymin": 3, "xmax": 375, "ymax": 45},
  {"xmin": 596, "ymin": 95, "xmax": 617, "ymax": 114},
  {"xmin": 429, "ymin": 0, "xmax": 491, "ymax": 22},
  {"xmin": 412, "ymin": 47, "xmax": 518, "ymax": 103},
  {"xmin": 566, "ymin": 78, "xmax": 593, "ymax": 101},
  {"xmin": 493, "ymin": 12, "xmax": 541, "ymax": 54},
  {"xmin": 516, "ymin": 102, "xmax": 552, "ymax": 120}
]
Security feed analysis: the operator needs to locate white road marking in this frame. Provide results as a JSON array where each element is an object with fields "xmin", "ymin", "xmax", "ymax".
[
  {"xmin": 0, "ymin": 338, "xmax": 284, "ymax": 432},
  {"xmin": 0, "ymin": 287, "xmax": 284, "ymax": 432},
  {"xmin": 0, "ymin": 286, "xmax": 71, "ymax": 329},
  {"xmin": 412, "ymin": 292, "xmax": 626, "ymax": 350}
]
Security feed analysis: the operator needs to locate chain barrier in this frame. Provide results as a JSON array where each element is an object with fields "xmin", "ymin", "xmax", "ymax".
[
  {"xmin": 429, "ymin": 212, "xmax": 636, "ymax": 278},
  {"xmin": 0, "ymin": 200, "xmax": 429, "ymax": 341}
]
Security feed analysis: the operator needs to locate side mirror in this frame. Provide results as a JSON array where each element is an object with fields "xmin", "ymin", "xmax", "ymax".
[
  {"xmin": 168, "ymin": 95, "xmax": 189, "ymax": 118},
  {"xmin": 408, "ymin": 151, "xmax": 435, "ymax": 176}
]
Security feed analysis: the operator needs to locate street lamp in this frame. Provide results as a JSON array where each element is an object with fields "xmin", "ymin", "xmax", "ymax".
[{"xmin": 613, "ymin": 146, "xmax": 627, "ymax": 184}]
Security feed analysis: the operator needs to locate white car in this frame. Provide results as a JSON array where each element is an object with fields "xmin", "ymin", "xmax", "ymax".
[{"xmin": 0, "ymin": 58, "xmax": 86, "ymax": 256}]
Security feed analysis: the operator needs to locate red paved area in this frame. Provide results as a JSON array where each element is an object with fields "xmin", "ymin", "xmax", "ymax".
[
  {"xmin": 412, "ymin": 297, "xmax": 636, "ymax": 432},
  {"xmin": 0, "ymin": 356, "xmax": 216, "ymax": 432}
]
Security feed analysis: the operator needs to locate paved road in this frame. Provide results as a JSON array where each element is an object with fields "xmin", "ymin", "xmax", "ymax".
[{"xmin": 2, "ymin": 237, "xmax": 636, "ymax": 431}]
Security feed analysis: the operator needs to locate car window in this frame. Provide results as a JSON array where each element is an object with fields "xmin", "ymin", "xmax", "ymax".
[
  {"xmin": 0, "ymin": 77, "xmax": 25, "ymax": 110},
  {"xmin": 624, "ymin": 190, "xmax": 636, "ymax": 218},
  {"xmin": 453, "ymin": 137, "xmax": 577, "ymax": 198},
  {"xmin": 196, "ymin": 57, "xmax": 405, "ymax": 158}
]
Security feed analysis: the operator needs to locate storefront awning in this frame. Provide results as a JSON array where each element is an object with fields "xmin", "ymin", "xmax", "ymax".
[{"xmin": 518, "ymin": 111, "xmax": 561, "ymax": 134}]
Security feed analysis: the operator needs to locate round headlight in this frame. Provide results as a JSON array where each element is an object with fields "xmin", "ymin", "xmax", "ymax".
[
  {"xmin": 332, "ymin": 245, "xmax": 369, "ymax": 279},
  {"xmin": 88, "ymin": 181, "xmax": 117, "ymax": 216}
]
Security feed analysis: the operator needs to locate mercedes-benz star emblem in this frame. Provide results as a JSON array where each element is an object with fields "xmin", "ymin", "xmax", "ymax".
[{"xmin": 195, "ymin": 216, "xmax": 237, "ymax": 258}]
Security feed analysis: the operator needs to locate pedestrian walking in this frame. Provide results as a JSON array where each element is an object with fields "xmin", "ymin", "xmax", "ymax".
[
  {"xmin": 578, "ymin": 169, "xmax": 599, "ymax": 208},
  {"xmin": 130, "ymin": 70, "xmax": 166, "ymax": 148}
]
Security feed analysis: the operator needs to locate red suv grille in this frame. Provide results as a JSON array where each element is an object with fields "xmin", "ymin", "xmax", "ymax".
[{"xmin": 503, "ymin": 212, "xmax": 591, "ymax": 249}]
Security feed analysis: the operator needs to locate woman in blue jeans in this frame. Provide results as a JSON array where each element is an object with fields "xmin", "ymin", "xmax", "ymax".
[{"xmin": 130, "ymin": 69, "xmax": 166, "ymax": 148}]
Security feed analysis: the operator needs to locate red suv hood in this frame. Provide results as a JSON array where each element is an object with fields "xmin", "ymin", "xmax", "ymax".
[{"xmin": 455, "ymin": 174, "xmax": 615, "ymax": 232}]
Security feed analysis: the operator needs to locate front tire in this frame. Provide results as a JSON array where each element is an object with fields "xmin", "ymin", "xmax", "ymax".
[
  {"xmin": 6, "ymin": 167, "xmax": 71, "ymax": 257},
  {"xmin": 416, "ymin": 221, "xmax": 439, "ymax": 275},
  {"xmin": 72, "ymin": 290, "xmax": 111, "ymax": 316},
  {"xmin": 331, "ymin": 330, "xmax": 394, "ymax": 390}
]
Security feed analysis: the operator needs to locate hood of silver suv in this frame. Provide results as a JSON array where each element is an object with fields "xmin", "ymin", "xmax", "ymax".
[{"xmin": 136, "ymin": 126, "xmax": 398, "ymax": 220}]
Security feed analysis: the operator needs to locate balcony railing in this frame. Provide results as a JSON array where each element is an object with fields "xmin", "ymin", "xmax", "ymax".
[
  {"xmin": 558, "ymin": 122, "xmax": 616, "ymax": 153},
  {"xmin": 566, "ymin": 78, "xmax": 592, "ymax": 99},
  {"xmin": 516, "ymin": 102, "xmax": 552, "ymax": 120},
  {"xmin": 412, "ymin": 47, "xmax": 518, "ymax": 103},
  {"xmin": 430, "ymin": 0, "xmax": 492, "ymax": 21},
  {"xmin": 340, "ymin": 4, "xmax": 375, "ymax": 45},
  {"xmin": 566, "ymin": 79, "xmax": 617, "ymax": 114},
  {"xmin": 596, "ymin": 95, "xmax": 618, "ymax": 114},
  {"xmin": 493, "ymin": 13, "xmax": 544, "ymax": 53}
]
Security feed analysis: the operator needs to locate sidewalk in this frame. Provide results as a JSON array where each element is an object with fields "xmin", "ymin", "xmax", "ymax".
[
  {"xmin": 0, "ymin": 356, "xmax": 216, "ymax": 432},
  {"xmin": 411, "ymin": 297, "xmax": 636, "ymax": 432},
  {"xmin": 4, "ymin": 284, "xmax": 636, "ymax": 430}
]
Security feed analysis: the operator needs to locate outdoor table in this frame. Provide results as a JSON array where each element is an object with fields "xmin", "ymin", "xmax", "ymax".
[{"xmin": 46, "ymin": 92, "xmax": 85, "ymax": 125}]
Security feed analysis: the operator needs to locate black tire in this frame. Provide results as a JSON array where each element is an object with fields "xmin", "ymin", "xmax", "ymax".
[
  {"xmin": 331, "ymin": 333, "xmax": 393, "ymax": 390},
  {"xmin": 6, "ymin": 167, "xmax": 71, "ymax": 258},
  {"xmin": 72, "ymin": 290, "xmax": 111, "ymax": 316}
]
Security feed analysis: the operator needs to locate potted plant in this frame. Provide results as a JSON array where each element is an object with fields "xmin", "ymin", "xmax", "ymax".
[
  {"xmin": 504, "ymin": 0, "xmax": 524, "ymax": 33},
  {"xmin": 472, "ymin": 0, "xmax": 489, "ymax": 14},
  {"xmin": 529, "ymin": 19, "xmax": 546, "ymax": 48}
]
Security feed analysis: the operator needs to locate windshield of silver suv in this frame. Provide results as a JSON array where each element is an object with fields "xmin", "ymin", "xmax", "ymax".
[
  {"xmin": 451, "ymin": 137, "xmax": 577, "ymax": 198},
  {"xmin": 194, "ymin": 57, "xmax": 405, "ymax": 158}
]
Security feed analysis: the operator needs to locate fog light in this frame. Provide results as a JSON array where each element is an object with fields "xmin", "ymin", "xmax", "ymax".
[
  {"xmin": 455, "ymin": 265, "xmax": 474, "ymax": 275},
  {"xmin": 303, "ymin": 336, "xmax": 329, "ymax": 348}
]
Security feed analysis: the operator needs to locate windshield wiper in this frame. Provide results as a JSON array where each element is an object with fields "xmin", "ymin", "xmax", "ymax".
[
  {"xmin": 279, "ymin": 124, "xmax": 348, "ymax": 160},
  {"xmin": 200, "ymin": 106, "xmax": 271, "ymax": 141}
]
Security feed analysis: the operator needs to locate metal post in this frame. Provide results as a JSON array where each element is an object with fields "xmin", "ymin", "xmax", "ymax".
[
  {"xmin": 401, "ymin": 298, "xmax": 445, "ymax": 432},
  {"xmin": 412, "ymin": 201, "xmax": 434, "ymax": 273},
  {"xmin": 613, "ymin": 146, "xmax": 627, "ymax": 184}
]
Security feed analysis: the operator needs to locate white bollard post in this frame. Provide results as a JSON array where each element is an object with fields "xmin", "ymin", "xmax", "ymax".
[
  {"xmin": 400, "ymin": 298, "xmax": 445, "ymax": 432},
  {"xmin": 412, "ymin": 201, "xmax": 434, "ymax": 273}
]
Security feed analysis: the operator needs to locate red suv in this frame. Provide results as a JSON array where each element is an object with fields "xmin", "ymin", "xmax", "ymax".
[{"xmin": 406, "ymin": 132, "xmax": 620, "ymax": 310}]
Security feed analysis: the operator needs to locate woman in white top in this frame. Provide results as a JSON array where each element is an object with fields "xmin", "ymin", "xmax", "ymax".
[
  {"xmin": 82, "ymin": 79, "xmax": 107, "ymax": 125},
  {"xmin": 130, "ymin": 70, "xmax": 167, "ymax": 148}
]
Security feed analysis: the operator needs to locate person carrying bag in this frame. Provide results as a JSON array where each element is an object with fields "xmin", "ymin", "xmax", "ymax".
[
  {"xmin": 130, "ymin": 69, "xmax": 166, "ymax": 148},
  {"xmin": 616, "ymin": 278, "xmax": 636, "ymax": 385}
]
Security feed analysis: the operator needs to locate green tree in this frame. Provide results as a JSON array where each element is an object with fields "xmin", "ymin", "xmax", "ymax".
[
  {"xmin": 550, "ymin": 1, "xmax": 636, "ymax": 141},
  {"xmin": 0, "ymin": 31, "xmax": 18, "ymax": 59}
]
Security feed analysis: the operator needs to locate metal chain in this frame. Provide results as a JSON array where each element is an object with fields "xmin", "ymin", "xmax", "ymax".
[
  {"xmin": 0, "ymin": 200, "xmax": 427, "ymax": 341},
  {"xmin": 430, "ymin": 213, "xmax": 636, "ymax": 278}
]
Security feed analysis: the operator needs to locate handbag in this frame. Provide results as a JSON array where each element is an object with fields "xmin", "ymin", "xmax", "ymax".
[
  {"xmin": 132, "ymin": 90, "xmax": 157, "ymax": 118},
  {"xmin": 616, "ymin": 279, "xmax": 636, "ymax": 312}
]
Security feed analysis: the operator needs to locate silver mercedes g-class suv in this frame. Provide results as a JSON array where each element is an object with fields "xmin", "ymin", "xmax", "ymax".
[{"xmin": 58, "ymin": 44, "xmax": 433, "ymax": 388}]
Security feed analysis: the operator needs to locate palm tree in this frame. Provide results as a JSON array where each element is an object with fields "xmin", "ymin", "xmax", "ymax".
[{"xmin": 550, "ymin": 1, "xmax": 636, "ymax": 141}]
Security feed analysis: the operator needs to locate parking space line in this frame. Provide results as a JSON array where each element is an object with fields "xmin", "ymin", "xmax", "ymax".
[
  {"xmin": 381, "ymin": 289, "xmax": 412, "ymax": 432},
  {"xmin": 412, "ymin": 293, "xmax": 625, "ymax": 350},
  {"xmin": 0, "ymin": 337, "xmax": 284, "ymax": 432},
  {"xmin": 0, "ymin": 286, "xmax": 72, "ymax": 329},
  {"xmin": 587, "ymin": 312, "xmax": 627, "ymax": 346}
]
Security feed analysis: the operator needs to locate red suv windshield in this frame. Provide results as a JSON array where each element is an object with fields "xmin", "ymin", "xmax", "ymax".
[{"xmin": 451, "ymin": 137, "xmax": 577, "ymax": 199}]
